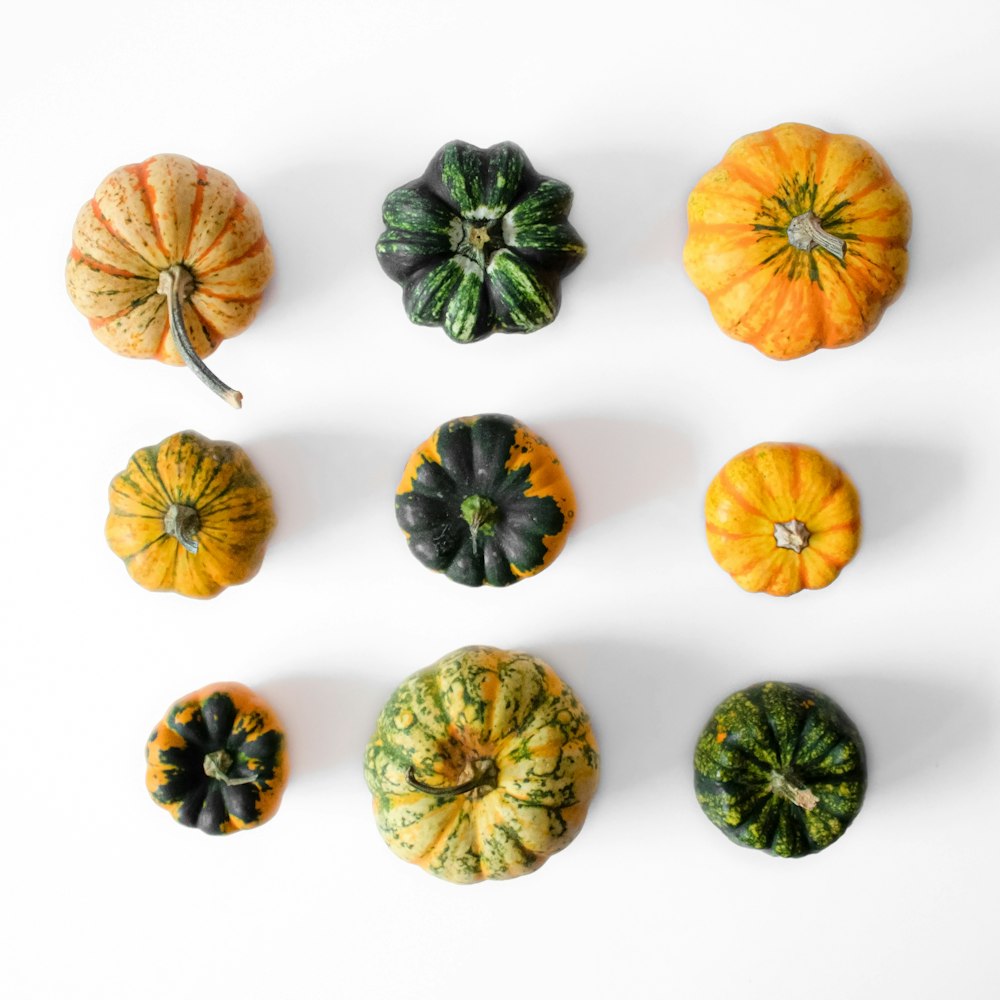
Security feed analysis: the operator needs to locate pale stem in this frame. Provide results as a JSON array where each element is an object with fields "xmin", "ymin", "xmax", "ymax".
[
  {"xmin": 163, "ymin": 503, "xmax": 200, "ymax": 555},
  {"xmin": 786, "ymin": 212, "xmax": 846, "ymax": 260},
  {"xmin": 774, "ymin": 518, "xmax": 811, "ymax": 554},
  {"xmin": 771, "ymin": 772, "xmax": 820, "ymax": 812},
  {"xmin": 407, "ymin": 758, "xmax": 498, "ymax": 798},
  {"xmin": 158, "ymin": 265, "xmax": 243, "ymax": 409}
]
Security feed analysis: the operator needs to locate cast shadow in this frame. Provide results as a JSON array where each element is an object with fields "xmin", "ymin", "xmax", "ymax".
[
  {"xmin": 247, "ymin": 428, "xmax": 397, "ymax": 542},
  {"xmin": 257, "ymin": 670, "xmax": 392, "ymax": 781},
  {"xmin": 542, "ymin": 415, "xmax": 695, "ymax": 531},
  {"xmin": 833, "ymin": 441, "xmax": 965, "ymax": 548}
]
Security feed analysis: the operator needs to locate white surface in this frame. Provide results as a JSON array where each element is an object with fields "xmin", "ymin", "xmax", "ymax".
[{"xmin": 3, "ymin": 2, "xmax": 998, "ymax": 997}]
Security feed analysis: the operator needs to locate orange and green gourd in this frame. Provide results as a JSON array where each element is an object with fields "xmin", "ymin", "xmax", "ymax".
[
  {"xmin": 396, "ymin": 414, "xmax": 575, "ymax": 587},
  {"xmin": 66, "ymin": 153, "xmax": 273, "ymax": 406},
  {"xmin": 694, "ymin": 682, "xmax": 866, "ymax": 857},
  {"xmin": 106, "ymin": 430, "xmax": 276, "ymax": 599},
  {"xmin": 364, "ymin": 646, "xmax": 600, "ymax": 884},
  {"xmin": 705, "ymin": 442, "xmax": 861, "ymax": 596},
  {"xmin": 146, "ymin": 682, "xmax": 287, "ymax": 835},
  {"xmin": 684, "ymin": 123, "xmax": 910, "ymax": 359}
]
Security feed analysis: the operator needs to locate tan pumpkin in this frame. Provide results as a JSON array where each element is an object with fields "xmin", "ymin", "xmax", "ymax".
[
  {"xmin": 705, "ymin": 442, "xmax": 861, "ymax": 596},
  {"xmin": 684, "ymin": 123, "xmax": 910, "ymax": 360},
  {"xmin": 66, "ymin": 154, "xmax": 273, "ymax": 407},
  {"xmin": 106, "ymin": 430, "xmax": 276, "ymax": 599}
]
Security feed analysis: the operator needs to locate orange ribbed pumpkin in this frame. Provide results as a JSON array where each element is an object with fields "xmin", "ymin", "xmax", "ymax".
[
  {"xmin": 705, "ymin": 442, "xmax": 861, "ymax": 596},
  {"xmin": 684, "ymin": 123, "xmax": 910, "ymax": 360},
  {"xmin": 66, "ymin": 153, "xmax": 273, "ymax": 407}
]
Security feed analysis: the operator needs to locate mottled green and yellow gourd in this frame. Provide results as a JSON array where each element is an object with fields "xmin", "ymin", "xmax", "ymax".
[{"xmin": 365, "ymin": 646, "xmax": 599, "ymax": 884}]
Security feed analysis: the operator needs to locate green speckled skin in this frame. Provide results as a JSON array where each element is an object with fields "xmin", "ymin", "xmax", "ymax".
[
  {"xmin": 364, "ymin": 646, "xmax": 599, "ymax": 884},
  {"xmin": 694, "ymin": 682, "xmax": 866, "ymax": 858},
  {"xmin": 376, "ymin": 141, "xmax": 585, "ymax": 343}
]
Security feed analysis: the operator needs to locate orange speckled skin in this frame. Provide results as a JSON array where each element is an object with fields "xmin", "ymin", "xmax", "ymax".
[
  {"xmin": 705, "ymin": 442, "xmax": 861, "ymax": 596},
  {"xmin": 66, "ymin": 153, "xmax": 273, "ymax": 364},
  {"xmin": 684, "ymin": 123, "xmax": 910, "ymax": 359}
]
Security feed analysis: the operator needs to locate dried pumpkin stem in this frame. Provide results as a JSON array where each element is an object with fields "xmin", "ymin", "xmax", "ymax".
[
  {"xmin": 158, "ymin": 264, "xmax": 243, "ymax": 409},
  {"xmin": 407, "ymin": 758, "xmax": 498, "ymax": 798},
  {"xmin": 774, "ymin": 518, "xmax": 811, "ymax": 554},
  {"xmin": 771, "ymin": 772, "xmax": 820, "ymax": 812},
  {"xmin": 460, "ymin": 495, "xmax": 499, "ymax": 556},
  {"xmin": 164, "ymin": 503, "xmax": 201, "ymax": 555},
  {"xmin": 203, "ymin": 749, "xmax": 257, "ymax": 786},
  {"xmin": 787, "ymin": 212, "xmax": 845, "ymax": 260}
]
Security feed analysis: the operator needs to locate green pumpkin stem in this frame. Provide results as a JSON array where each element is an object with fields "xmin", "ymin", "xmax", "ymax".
[
  {"xmin": 164, "ymin": 503, "xmax": 201, "ymax": 555},
  {"xmin": 203, "ymin": 749, "xmax": 257, "ymax": 786},
  {"xmin": 158, "ymin": 264, "xmax": 243, "ymax": 409},
  {"xmin": 460, "ymin": 495, "xmax": 499, "ymax": 555},
  {"xmin": 407, "ymin": 758, "xmax": 498, "ymax": 798},
  {"xmin": 786, "ymin": 212, "xmax": 845, "ymax": 260},
  {"xmin": 771, "ymin": 772, "xmax": 820, "ymax": 811}
]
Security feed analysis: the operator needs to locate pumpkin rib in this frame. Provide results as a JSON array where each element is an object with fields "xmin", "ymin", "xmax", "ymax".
[
  {"xmin": 716, "ymin": 467, "xmax": 771, "ymax": 521},
  {"xmin": 182, "ymin": 162, "xmax": 209, "ymax": 261},
  {"xmin": 196, "ymin": 234, "xmax": 270, "ymax": 279},
  {"xmin": 189, "ymin": 193, "xmax": 248, "ymax": 267},
  {"xmin": 720, "ymin": 158, "xmax": 775, "ymax": 197},
  {"xmin": 68, "ymin": 246, "xmax": 149, "ymax": 281},
  {"xmin": 89, "ymin": 198, "xmax": 157, "ymax": 271},
  {"xmin": 129, "ymin": 161, "xmax": 171, "ymax": 261}
]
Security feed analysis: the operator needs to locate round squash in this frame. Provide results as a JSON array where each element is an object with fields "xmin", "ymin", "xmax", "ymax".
[
  {"xmin": 106, "ymin": 430, "xmax": 276, "ymax": 599},
  {"xmin": 694, "ymin": 681, "xmax": 866, "ymax": 857},
  {"xmin": 684, "ymin": 123, "xmax": 910, "ymax": 359},
  {"xmin": 376, "ymin": 140, "xmax": 585, "ymax": 342},
  {"xmin": 364, "ymin": 646, "xmax": 599, "ymax": 883},
  {"xmin": 705, "ymin": 442, "xmax": 861, "ymax": 596},
  {"xmin": 395, "ymin": 414, "xmax": 575, "ymax": 587},
  {"xmin": 146, "ymin": 682, "xmax": 287, "ymax": 835},
  {"xmin": 66, "ymin": 153, "xmax": 274, "ymax": 407}
]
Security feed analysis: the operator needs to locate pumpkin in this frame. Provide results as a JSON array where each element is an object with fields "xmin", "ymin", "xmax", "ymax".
[
  {"xmin": 364, "ymin": 646, "xmax": 599, "ymax": 883},
  {"xmin": 66, "ymin": 153, "xmax": 273, "ymax": 407},
  {"xmin": 395, "ymin": 414, "xmax": 575, "ymax": 587},
  {"xmin": 376, "ymin": 140, "xmax": 585, "ymax": 342},
  {"xmin": 106, "ymin": 430, "xmax": 275, "ymax": 598},
  {"xmin": 694, "ymin": 681, "xmax": 866, "ymax": 857},
  {"xmin": 146, "ymin": 682, "xmax": 287, "ymax": 835},
  {"xmin": 705, "ymin": 442, "xmax": 861, "ymax": 596},
  {"xmin": 683, "ymin": 123, "xmax": 910, "ymax": 359}
]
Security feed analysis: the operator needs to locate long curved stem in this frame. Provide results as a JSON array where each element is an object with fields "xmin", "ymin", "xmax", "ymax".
[
  {"xmin": 407, "ymin": 759, "xmax": 498, "ymax": 797},
  {"xmin": 158, "ymin": 265, "xmax": 243, "ymax": 409}
]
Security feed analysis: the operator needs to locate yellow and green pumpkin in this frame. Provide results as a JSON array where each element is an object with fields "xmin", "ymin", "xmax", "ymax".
[
  {"xmin": 146, "ymin": 681, "xmax": 287, "ymax": 835},
  {"xmin": 106, "ymin": 430, "xmax": 275, "ymax": 599},
  {"xmin": 66, "ymin": 153, "xmax": 273, "ymax": 406},
  {"xmin": 684, "ymin": 123, "xmax": 910, "ymax": 359},
  {"xmin": 364, "ymin": 646, "xmax": 600, "ymax": 884}
]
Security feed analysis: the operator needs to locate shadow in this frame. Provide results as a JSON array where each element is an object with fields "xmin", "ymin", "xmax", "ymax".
[
  {"xmin": 247, "ymin": 428, "xmax": 397, "ymax": 542},
  {"xmin": 811, "ymin": 672, "xmax": 983, "ymax": 790},
  {"xmin": 257, "ymin": 671, "xmax": 392, "ymax": 781},
  {"xmin": 543, "ymin": 415, "xmax": 695, "ymax": 530},
  {"xmin": 530, "ymin": 637, "xmax": 724, "ymax": 800},
  {"xmin": 832, "ymin": 441, "xmax": 965, "ymax": 548}
]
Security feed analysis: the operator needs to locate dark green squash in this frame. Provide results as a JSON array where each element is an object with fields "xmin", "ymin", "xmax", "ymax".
[
  {"xmin": 376, "ymin": 140, "xmax": 585, "ymax": 342},
  {"xmin": 146, "ymin": 682, "xmax": 287, "ymax": 835},
  {"xmin": 694, "ymin": 681, "xmax": 866, "ymax": 857},
  {"xmin": 395, "ymin": 414, "xmax": 575, "ymax": 587}
]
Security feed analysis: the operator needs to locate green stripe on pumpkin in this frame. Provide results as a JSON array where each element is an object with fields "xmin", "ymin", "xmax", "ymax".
[{"xmin": 487, "ymin": 249, "xmax": 556, "ymax": 331}]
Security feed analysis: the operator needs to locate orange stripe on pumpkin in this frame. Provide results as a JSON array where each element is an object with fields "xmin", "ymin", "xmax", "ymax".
[
  {"xmin": 69, "ymin": 246, "xmax": 147, "ymax": 280},
  {"xmin": 183, "ymin": 162, "xmax": 209, "ymax": 261},
  {"xmin": 719, "ymin": 159, "xmax": 774, "ymax": 196},
  {"xmin": 90, "ymin": 199, "xmax": 155, "ymax": 270},
  {"xmin": 190, "ymin": 192, "xmax": 247, "ymax": 267},
  {"xmin": 716, "ymin": 468, "xmax": 770, "ymax": 520},
  {"xmin": 126, "ymin": 161, "xmax": 170, "ymax": 261},
  {"xmin": 197, "ymin": 234, "xmax": 268, "ymax": 277}
]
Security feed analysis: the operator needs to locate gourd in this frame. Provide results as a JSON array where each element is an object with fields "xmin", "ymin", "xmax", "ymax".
[
  {"xmin": 683, "ymin": 123, "xmax": 910, "ymax": 359},
  {"xmin": 106, "ymin": 430, "xmax": 275, "ymax": 598},
  {"xmin": 395, "ymin": 414, "xmax": 575, "ymax": 586},
  {"xmin": 364, "ymin": 646, "xmax": 599, "ymax": 883},
  {"xmin": 376, "ymin": 140, "xmax": 585, "ymax": 342},
  {"xmin": 694, "ymin": 682, "xmax": 866, "ymax": 857},
  {"xmin": 705, "ymin": 442, "xmax": 861, "ymax": 596},
  {"xmin": 66, "ymin": 153, "xmax": 273, "ymax": 407},
  {"xmin": 146, "ymin": 682, "xmax": 287, "ymax": 835}
]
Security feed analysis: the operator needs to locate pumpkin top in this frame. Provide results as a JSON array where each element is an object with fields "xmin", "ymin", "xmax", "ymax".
[
  {"xmin": 105, "ymin": 430, "xmax": 276, "ymax": 599},
  {"xmin": 684, "ymin": 122, "xmax": 910, "ymax": 359},
  {"xmin": 377, "ymin": 140, "xmax": 586, "ymax": 343},
  {"xmin": 694, "ymin": 681, "xmax": 867, "ymax": 857},
  {"xmin": 705, "ymin": 441, "xmax": 861, "ymax": 596},
  {"xmin": 66, "ymin": 153, "xmax": 274, "ymax": 405},
  {"xmin": 365, "ymin": 645, "xmax": 599, "ymax": 883}
]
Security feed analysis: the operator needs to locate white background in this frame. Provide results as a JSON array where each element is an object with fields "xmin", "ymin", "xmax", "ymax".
[{"xmin": 2, "ymin": 1, "xmax": 998, "ymax": 996}]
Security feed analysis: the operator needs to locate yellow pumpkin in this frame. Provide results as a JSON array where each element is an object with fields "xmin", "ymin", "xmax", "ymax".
[
  {"xmin": 66, "ymin": 153, "xmax": 273, "ymax": 407},
  {"xmin": 684, "ymin": 123, "xmax": 910, "ymax": 360},
  {"xmin": 106, "ymin": 430, "xmax": 276, "ymax": 598},
  {"xmin": 705, "ymin": 442, "xmax": 861, "ymax": 596}
]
